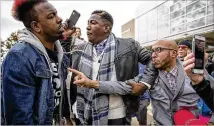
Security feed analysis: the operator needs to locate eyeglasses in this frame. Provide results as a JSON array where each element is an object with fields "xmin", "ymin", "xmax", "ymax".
[
  {"xmin": 151, "ymin": 47, "xmax": 175, "ymax": 55},
  {"xmin": 178, "ymin": 45, "xmax": 188, "ymax": 49}
]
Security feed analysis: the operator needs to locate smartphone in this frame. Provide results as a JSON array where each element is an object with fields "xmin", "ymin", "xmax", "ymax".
[
  {"xmin": 192, "ymin": 34, "xmax": 206, "ymax": 74},
  {"xmin": 68, "ymin": 10, "xmax": 80, "ymax": 29}
]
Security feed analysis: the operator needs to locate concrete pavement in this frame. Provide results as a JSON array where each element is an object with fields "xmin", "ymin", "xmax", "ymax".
[{"xmin": 131, "ymin": 103, "xmax": 155, "ymax": 126}]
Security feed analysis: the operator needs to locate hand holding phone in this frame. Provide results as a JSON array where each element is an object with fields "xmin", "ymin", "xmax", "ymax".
[
  {"xmin": 192, "ymin": 34, "xmax": 206, "ymax": 74},
  {"xmin": 183, "ymin": 53, "xmax": 208, "ymax": 85}
]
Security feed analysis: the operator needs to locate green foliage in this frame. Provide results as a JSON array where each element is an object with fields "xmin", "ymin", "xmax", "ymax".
[{"xmin": 1, "ymin": 32, "xmax": 18, "ymax": 61}]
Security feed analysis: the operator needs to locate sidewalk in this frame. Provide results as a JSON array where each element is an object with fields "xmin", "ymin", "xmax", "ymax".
[{"xmin": 131, "ymin": 103, "xmax": 155, "ymax": 125}]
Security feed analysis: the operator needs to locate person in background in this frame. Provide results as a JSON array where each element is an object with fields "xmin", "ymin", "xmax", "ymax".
[
  {"xmin": 135, "ymin": 63, "xmax": 150, "ymax": 125},
  {"xmin": 212, "ymin": 52, "xmax": 214, "ymax": 62},
  {"xmin": 1, "ymin": 0, "xmax": 74, "ymax": 124},
  {"xmin": 211, "ymin": 53, "xmax": 214, "ymax": 77},
  {"xmin": 73, "ymin": 27, "xmax": 84, "ymax": 40},
  {"xmin": 177, "ymin": 40, "xmax": 192, "ymax": 61},
  {"xmin": 206, "ymin": 53, "xmax": 214, "ymax": 77}
]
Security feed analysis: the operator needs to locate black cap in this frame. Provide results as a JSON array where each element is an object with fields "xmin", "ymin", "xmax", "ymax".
[{"xmin": 178, "ymin": 40, "xmax": 192, "ymax": 49}]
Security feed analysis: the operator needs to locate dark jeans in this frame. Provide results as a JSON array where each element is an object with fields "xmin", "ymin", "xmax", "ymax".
[
  {"xmin": 136, "ymin": 99, "xmax": 149, "ymax": 125},
  {"xmin": 108, "ymin": 117, "xmax": 127, "ymax": 125}
]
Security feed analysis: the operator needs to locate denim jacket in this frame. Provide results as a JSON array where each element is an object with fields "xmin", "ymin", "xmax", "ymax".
[{"xmin": 1, "ymin": 29, "xmax": 71, "ymax": 125}]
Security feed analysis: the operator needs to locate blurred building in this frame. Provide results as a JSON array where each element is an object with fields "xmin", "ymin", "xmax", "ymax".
[
  {"xmin": 134, "ymin": 0, "xmax": 214, "ymax": 52},
  {"xmin": 121, "ymin": 19, "xmax": 135, "ymax": 39}
]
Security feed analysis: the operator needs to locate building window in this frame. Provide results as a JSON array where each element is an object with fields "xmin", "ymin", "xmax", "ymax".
[
  {"xmin": 158, "ymin": 23, "xmax": 169, "ymax": 38},
  {"xmin": 187, "ymin": 17, "xmax": 205, "ymax": 30},
  {"xmin": 186, "ymin": 7, "xmax": 206, "ymax": 22},
  {"xmin": 139, "ymin": 32, "xmax": 148, "ymax": 43},
  {"xmin": 136, "ymin": 0, "xmax": 214, "ymax": 44},
  {"xmin": 158, "ymin": 6, "xmax": 169, "ymax": 16},
  {"xmin": 171, "ymin": 24, "xmax": 186, "ymax": 35},
  {"xmin": 208, "ymin": 3, "xmax": 214, "ymax": 15},
  {"xmin": 148, "ymin": 28, "xmax": 157, "ymax": 41},
  {"xmin": 148, "ymin": 9, "xmax": 157, "ymax": 29},
  {"xmin": 148, "ymin": 9, "xmax": 157, "ymax": 41},
  {"xmin": 207, "ymin": 14, "xmax": 214, "ymax": 25},
  {"xmin": 170, "ymin": 8, "xmax": 185, "ymax": 20},
  {"xmin": 158, "ymin": 1, "xmax": 173, "ymax": 13},
  {"xmin": 186, "ymin": 0, "xmax": 206, "ymax": 13},
  {"xmin": 135, "ymin": 18, "xmax": 139, "ymax": 41},
  {"xmin": 170, "ymin": 0, "xmax": 186, "ymax": 13},
  {"xmin": 138, "ymin": 14, "xmax": 148, "ymax": 43},
  {"xmin": 186, "ymin": 0, "xmax": 196, "ymax": 5},
  {"xmin": 171, "ymin": 15, "xmax": 186, "ymax": 28},
  {"xmin": 157, "ymin": 1, "xmax": 172, "ymax": 26},
  {"xmin": 208, "ymin": 0, "xmax": 214, "ymax": 5},
  {"xmin": 158, "ymin": 14, "xmax": 169, "ymax": 25},
  {"xmin": 172, "ymin": 0, "xmax": 183, "ymax": 4}
]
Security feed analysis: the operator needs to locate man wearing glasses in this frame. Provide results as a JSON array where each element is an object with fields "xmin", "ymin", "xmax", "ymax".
[
  {"xmin": 177, "ymin": 40, "xmax": 192, "ymax": 61},
  {"xmin": 149, "ymin": 39, "xmax": 199, "ymax": 125}
]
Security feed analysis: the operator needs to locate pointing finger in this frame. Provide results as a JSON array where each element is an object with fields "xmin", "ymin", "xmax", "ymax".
[{"xmin": 68, "ymin": 68, "xmax": 83, "ymax": 76}]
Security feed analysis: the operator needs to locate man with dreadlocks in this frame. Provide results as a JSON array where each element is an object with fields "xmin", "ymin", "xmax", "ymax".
[
  {"xmin": 1, "ymin": 0, "xmax": 75, "ymax": 125},
  {"xmin": 65, "ymin": 10, "xmax": 157, "ymax": 125}
]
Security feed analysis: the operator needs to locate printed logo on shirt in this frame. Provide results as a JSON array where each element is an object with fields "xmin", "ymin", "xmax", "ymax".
[{"xmin": 51, "ymin": 62, "xmax": 61, "ymax": 107}]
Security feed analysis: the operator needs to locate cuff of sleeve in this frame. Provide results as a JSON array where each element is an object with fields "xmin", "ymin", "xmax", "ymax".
[
  {"xmin": 197, "ymin": 77, "xmax": 206, "ymax": 85},
  {"xmin": 97, "ymin": 81, "xmax": 108, "ymax": 92},
  {"xmin": 192, "ymin": 77, "xmax": 207, "ymax": 91},
  {"xmin": 139, "ymin": 81, "xmax": 151, "ymax": 89}
]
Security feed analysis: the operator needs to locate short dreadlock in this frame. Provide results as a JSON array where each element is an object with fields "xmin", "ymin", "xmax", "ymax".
[
  {"xmin": 92, "ymin": 10, "xmax": 114, "ymax": 31},
  {"xmin": 12, "ymin": 0, "xmax": 47, "ymax": 28}
]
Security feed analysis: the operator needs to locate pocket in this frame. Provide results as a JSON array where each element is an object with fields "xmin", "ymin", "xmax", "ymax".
[{"xmin": 35, "ymin": 65, "xmax": 51, "ymax": 78}]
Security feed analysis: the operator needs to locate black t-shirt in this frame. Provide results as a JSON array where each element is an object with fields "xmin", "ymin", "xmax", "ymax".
[{"xmin": 45, "ymin": 48, "xmax": 61, "ymax": 123}]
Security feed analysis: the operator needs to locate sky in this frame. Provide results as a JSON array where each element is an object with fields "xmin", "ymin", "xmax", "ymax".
[{"xmin": 0, "ymin": 1, "xmax": 144, "ymax": 41}]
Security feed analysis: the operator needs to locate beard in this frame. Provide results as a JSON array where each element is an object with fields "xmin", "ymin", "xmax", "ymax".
[{"xmin": 159, "ymin": 53, "xmax": 173, "ymax": 71}]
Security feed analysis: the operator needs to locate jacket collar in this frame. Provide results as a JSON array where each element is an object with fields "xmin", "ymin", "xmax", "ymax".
[{"xmin": 158, "ymin": 59, "xmax": 186, "ymax": 99}]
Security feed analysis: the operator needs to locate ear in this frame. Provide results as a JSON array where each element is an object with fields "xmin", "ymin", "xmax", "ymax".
[
  {"xmin": 172, "ymin": 50, "xmax": 178, "ymax": 58},
  {"xmin": 30, "ymin": 21, "xmax": 41, "ymax": 33},
  {"xmin": 104, "ymin": 25, "xmax": 110, "ymax": 33}
]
